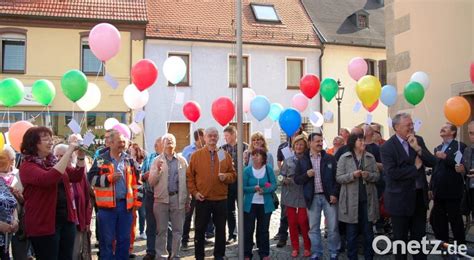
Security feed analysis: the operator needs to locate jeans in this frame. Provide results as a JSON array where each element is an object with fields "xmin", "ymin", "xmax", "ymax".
[
  {"xmin": 244, "ymin": 204, "xmax": 272, "ymax": 258},
  {"xmin": 145, "ymin": 190, "xmax": 157, "ymax": 255},
  {"xmin": 30, "ymin": 220, "xmax": 76, "ymax": 260},
  {"xmin": 194, "ymin": 199, "xmax": 227, "ymax": 260},
  {"xmin": 227, "ymin": 188, "xmax": 237, "ymax": 239},
  {"xmin": 182, "ymin": 198, "xmax": 196, "ymax": 243},
  {"xmin": 98, "ymin": 200, "xmax": 133, "ymax": 260},
  {"xmin": 277, "ymin": 204, "xmax": 288, "ymax": 241},
  {"xmin": 308, "ymin": 194, "xmax": 340, "ymax": 258},
  {"xmin": 345, "ymin": 201, "xmax": 374, "ymax": 260},
  {"xmin": 138, "ymin": 194, "xmax": 146, "ymax": 234}
]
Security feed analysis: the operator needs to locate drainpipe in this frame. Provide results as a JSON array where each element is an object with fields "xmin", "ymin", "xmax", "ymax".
[{"xmin": 318, "ymin": 45, "xmax": 325, "ymax": 113}]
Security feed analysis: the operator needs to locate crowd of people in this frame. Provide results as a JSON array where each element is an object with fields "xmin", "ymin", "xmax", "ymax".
[{"xmin": 0, "ymin": 112, "xmax": 473, "ymax": 260}]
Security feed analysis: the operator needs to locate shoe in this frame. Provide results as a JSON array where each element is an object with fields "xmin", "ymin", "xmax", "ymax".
[
  {"xmin": 276, "ymin": 240, "xmax": 286, "ymax": 248},
  {"xmin": 291, "ymin": 250, "xmax": 298, "ymax": 257},
  {"xmin": 310, "ymin": 256, "xmax": 319, "ymax": 260},
  {"xmin": 129, "ymin": 253, "xmax": 136, "ymax": 258},
  {"xmin": 204, "ymin": 239, "xmax": 214, "ymax": 246},
  {"xmin": 330, "ymin": 257, "xmax": 338, "ymax": 260},
  {"xmin": 143, "ymin": 254, "xmax": 155, "ymax": 260},
  {"xmin": 181, "ymin": 241, "xmax": 188, "ymax": 249},
  {"xmin": 272, "ymin": 234, "xmax": 280, "ymax": 240},
  {"xmin": 138, "ymin": 232, "xmax": 147, "ymax": 240},
  {"xmin": 205, "ymin": 232, "xmax": 215, "ymax": 239},
  {"xmin": 94, "ymin": 243, "xmax": 99, "ymax": 248},
  {"xmin": 303, "ymin": 250, "xmax": 311, "ymax": 257},
  {"xmin": 226, "ymin": 237, "xmax": 237, "ymax": 245},
  {"xmin": 262, "ymin": 257, "xmax": 270, "ymax": 260}
]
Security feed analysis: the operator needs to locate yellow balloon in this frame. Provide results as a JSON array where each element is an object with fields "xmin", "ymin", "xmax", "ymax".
[
  {"xmin": 0, "ymin": 133, "xmax": 4, "ymax": 151},
  {"xmin": 356, "ymin": 75, "xmax": 382, "ymax": 107}
]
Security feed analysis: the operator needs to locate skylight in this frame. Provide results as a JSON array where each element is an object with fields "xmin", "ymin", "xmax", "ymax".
[{"xmin": 250, "ymin": 3, "xmax": 280, "ymax": 23}]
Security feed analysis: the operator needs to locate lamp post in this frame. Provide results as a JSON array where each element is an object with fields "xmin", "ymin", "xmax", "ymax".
[{"xmin": 336, "ymin": 79, "xmax": 345, "ymax": 133}]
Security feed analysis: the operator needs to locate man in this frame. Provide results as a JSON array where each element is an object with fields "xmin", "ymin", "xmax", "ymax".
[
  {"xmin": 370, "ymin": 123, "xmax": 386, "ymax": 146},
  {"xmin": 294, "ymin": 133, "xmax": 340, "ymax": 260},
  {"xmin": 141, "ymin": 137, "xmax": 163, "ymax": 260},
  {"xmin": 274, "ymin": 127, "xmax": 304, "ymax": 247},
  {"xmin": 326, "ymin": 136, "xmax": 344, "ymax": 155},
  {"xmin": 462, "ymin": 121, "xmax": 474, "ymax": 217},
  {"xmin": 186, "ymin": 127, "xmax": 236, "ymax": 260},
  {"xmin": 339, "ymin": 128, "xmax": 350, "ymax": 144},
  {"xmin": 380, "ymin": 113, "xmax": 436, "ymax": 260},
  {"xmin": 220, "ymin": 125, "xmax": 248, "ymax": 244},
  {"xmin": 88, "ymin": 129, "xmax": 142, "ymax": 259},
  {"xmin": 430, "ymin": 123, "xmax": 466, "ymax": 245},
  {"xmin": 149, "ymin": 134, "xmax": 189, "ymax": 259},
  {"xmin": 182, "ymin": 128, "xmax": 206, "ymax": 249},
  {"xmin": 334, "ymin": 127, "xmax": 364, "ymax": 162}
]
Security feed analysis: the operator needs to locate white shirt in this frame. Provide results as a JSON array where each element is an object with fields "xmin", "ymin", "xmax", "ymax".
[{"xmin": 252, "ymin": 166, "xmax": 266, "ymax": 204}]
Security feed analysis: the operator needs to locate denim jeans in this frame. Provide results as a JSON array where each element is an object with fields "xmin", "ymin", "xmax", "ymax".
[
  {"xmin": 98, "ymin": 200, "xmax": 133, "ymax": 260},
  {"xmin": 244, "ymin": 204, "xmax": 272, "ymax": 259},
  {"xmin": 308, "ymin": 194, "xmax": 340, "ymax": 258},
  {"xmin": 345, "ymin": 201, "xmax": 374, "ymax": 260}
]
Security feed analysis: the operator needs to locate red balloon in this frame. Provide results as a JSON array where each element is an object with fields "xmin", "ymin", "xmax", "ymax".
[
  {"xmin": 131, "ymin": 59, "xmax": 158, "ymax": 91},
  {"xmin": 183, "ymin": 101, "xmax": 201, "ymax": 122},
  {"xmin": 364, "ymin": 99, "xmax": 379, "ymax": 112},
  {"xmin": 211, "ymin": 97, "xmax": 235, "ymax": 126},
  {"xmin": 470, "ymin": 62, "xmax": 474, "ymax": 85},
  {"xmin": 300, "ymin": 74, "xmax": 320, "ymax": 99}
]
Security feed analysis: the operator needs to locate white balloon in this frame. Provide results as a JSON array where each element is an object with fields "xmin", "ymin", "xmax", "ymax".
[
  {"xmin": 410, "ymin": 71, "xmax": 430, "ymax": 91},
  {"xmin": 104, "ymin": 118, "xmax": 119, "ymax": 130},
  {"xmin": 77, "ymin": 83, "xmax": 101, "ymax": 112},
  {"xmin": 309, "ymin": 111, "xmax": 324, "ymax": 127},
  {"xmin": 163, "ymin": 56, "xmax": 187, "ymax": 85},
  {"xmin": 123, "ymin": 84, "xmax": 149, "ymax": 109},
  {"xmin": 243, "ymin": 88, "xmax": 256, "ymax": 113}
]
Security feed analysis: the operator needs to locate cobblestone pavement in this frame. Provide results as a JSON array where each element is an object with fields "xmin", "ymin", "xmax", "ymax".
[{"xmin": 90, "ymin": 190, "xmax": 474, "ymax": 259}]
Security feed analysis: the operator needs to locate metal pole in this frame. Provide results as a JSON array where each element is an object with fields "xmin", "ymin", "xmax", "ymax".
[
  {"xmin": 337, "ymin": 100, "xmax": 341, "ymax": 133},
  {"xmin": 236, "ymin": 0, "xmax": 244, "ymax": 259}
]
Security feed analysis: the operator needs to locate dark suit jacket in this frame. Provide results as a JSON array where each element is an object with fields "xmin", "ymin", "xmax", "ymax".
[
  {"xmin": 294, "ymin": 150, "xmax": 339, "ymax": 209},
  {"xmin": 430, "ymin": 140, "xmax": 466, "ymax": 199},
  {"xmin": 380, "ymin": 135, "xmax": 436, "ymax": 217}
]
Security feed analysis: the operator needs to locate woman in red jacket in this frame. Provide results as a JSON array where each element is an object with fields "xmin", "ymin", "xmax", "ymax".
[{"xmin": 19, "ymin": 127, "xmax": 86, "ymax": 260}]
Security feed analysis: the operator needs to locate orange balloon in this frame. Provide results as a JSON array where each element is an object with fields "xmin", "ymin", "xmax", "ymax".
[
  {"xmin": 444, "ymin": 97, "xmax": 471, "ymax": 126},
  {"xmin": 8, "ymin": 120, "xmax": 34, "ymax": 152}
]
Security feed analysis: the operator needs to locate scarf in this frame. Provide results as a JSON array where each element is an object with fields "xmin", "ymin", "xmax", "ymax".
[{"xmin": 23, "ymin": 153, "xmax": 58, "ymax": 170}]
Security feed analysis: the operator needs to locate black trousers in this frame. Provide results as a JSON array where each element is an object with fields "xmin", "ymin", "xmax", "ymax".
[
  {"xmin": 182, "ymin": 198, "xmax": 196, "ymax": 243},
  {"xmin": 244, "ymin": 204, "xmax": 271, "ymax": 259},
  {"xmin": 391, "ymin": 190, "xmax": 426, "ymax": 260},
  {"xmin": 431, "ymin": 198, "xmax": 465, "ymax": 244},
  {"xmin": 194, "ymin": 199, "xmax": 227, "ymax": 260},
  {"xmin": 29, "ymin": 220, "xmax": 76, "ymax": 260},
  {"xmin": 227, "ymin": 188, "xmax": 237, "ymax": 240},
  {"xmin": 277, "ymin": 204, "xmax": 288, "ymax": 241}
]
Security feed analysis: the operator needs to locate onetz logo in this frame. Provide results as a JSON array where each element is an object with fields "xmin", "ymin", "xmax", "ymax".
[{"xmin": 372, "ymin": 236, "xmax": 468, "ymax": 255}]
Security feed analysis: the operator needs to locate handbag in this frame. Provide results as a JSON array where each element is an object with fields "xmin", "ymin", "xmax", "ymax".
[{"xmin": 264, "ymin": 166, "xmax": 279, "ymax": 209}]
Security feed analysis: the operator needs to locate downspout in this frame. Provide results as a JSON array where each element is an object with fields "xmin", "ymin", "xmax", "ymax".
[{"xmin": 318, "ymin": 45, "xmax": 324, "ymax": 113}]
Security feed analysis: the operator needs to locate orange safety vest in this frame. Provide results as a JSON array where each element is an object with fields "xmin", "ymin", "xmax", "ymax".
[{"xmin": 92, "ymin": 159, "xmax": 142, "ymax": 210}]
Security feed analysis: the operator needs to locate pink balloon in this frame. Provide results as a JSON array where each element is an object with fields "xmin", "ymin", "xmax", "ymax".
[
  {"xmin": 89, "ymin": 23, "xmax": 121, "ymax": 62},
  {"xmin": 348, "ymin": 57, "xmax": 368, "ymax": 81},
  {"xmin": 292, "ymin": 93, "xmax": 309, "ymax": 112},
  {"xmin": 8, "ymin": 120, "xmax": 34, "ymax": 152},
  {"xmin": 112, "ymin": 123, "xmax": 131, "ymax": 140},
  {"xmin": 243, "ymin": 88, "xmax": 256, "ymax": 113}
]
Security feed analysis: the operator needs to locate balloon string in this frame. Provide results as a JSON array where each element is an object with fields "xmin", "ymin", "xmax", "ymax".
[
  {"xmin": 95, "ymin": 62, "xmax": 104, "ymax": 84},
  {"xmin": 28, "ymin": 106, "xmax": 47, "ymax": 123},
  {"xmin": 422, "ymin": 101, "xmax": 429, "ymax": 118},
  {"xmin": 166, "ymin": 85, "xmax": 178, "ymax": 133},
  {"xmin": 7, "ymin": 109, "xmax": 10, "ymax": 128},
  {"xmin": 47, "ymin": 106, "xmax": 51, "ymax": 128}
]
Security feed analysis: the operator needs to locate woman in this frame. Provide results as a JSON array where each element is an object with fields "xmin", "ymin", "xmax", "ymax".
[
  {"xmin": 0, "ymin": 150, "xmax": 19, "ymax": 259},
  {"xmin": 280, "ymin": 135, "xmax": 311, "ymax": 257},
  {"xmin": 128, "ymin": 143, "xmax": 147, "ymax": 241},
  {"xmin": 243, "ymin": 148, "xmax": 277, "ymax": 260},
  {"xmin": 336, "ymin": 133, "xmax": 379, "ymax": 260},
  {"xmin": 244, "ymin": 132, "xmax": 274, "ymax": 169},
  {"xmin": 53, "ymin": 144, "xmax": 92, "ymax": 260},
  {"xmin": 19, "ymin": 127, "xmax": 86, "ymax": 260}
]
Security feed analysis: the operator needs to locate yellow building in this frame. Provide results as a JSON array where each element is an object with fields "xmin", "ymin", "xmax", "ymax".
[
  {"xmin": 302, "ymin": 0, "xmax": 388, "ymax": 144},
  {"xmin": 0, "ymin": 1, "xmax": 147, "ymax": 146}
]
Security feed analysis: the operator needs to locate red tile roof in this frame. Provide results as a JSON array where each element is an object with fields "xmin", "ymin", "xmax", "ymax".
[
  {"xmin": 0, "ymin": 0, "xmax": 147, "ymax": 23},
  {"xmin": 146, "ymin": 0, "xmax": 321, "ymax": 48}
]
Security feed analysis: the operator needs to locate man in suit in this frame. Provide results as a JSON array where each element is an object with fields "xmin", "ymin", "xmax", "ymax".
[
  {"xmin": 430, "ymin": 123, "xmax": 466, "ymax": 244},
  {"xmin": 380, "ymin": 113, "xmax": 436, "ymax": 260},
  {"xmin": 294, "ymin": 133, "xmax": 340, "ymax": 260}
]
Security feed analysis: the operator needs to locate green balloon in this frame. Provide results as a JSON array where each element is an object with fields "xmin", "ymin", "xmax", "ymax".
[
  {"xmin": 0, "ymin": 78, "xmax": 25, "ymax": 107},
  {"xmin": 32, "ymin": 79, "xmax": 56, "ymax": 106},
  {"xmin": 320, "ymin": 78, "xmax": 339, "ymax": 102},
  {"xmin": 404, "ymin": 81, "xmax": 425, "ymax": 106},
  {"xmin": 61, "ymin": 70, "xmax": 88, "ymax": 102}
]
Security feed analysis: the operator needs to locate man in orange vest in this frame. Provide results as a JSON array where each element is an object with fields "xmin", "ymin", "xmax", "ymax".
[{"xmin": 89, "ymin": 129, "xmax": 142, "ymax": 259}]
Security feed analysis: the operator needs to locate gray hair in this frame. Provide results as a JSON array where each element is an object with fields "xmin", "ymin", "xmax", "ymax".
[
  {"xmin": 3, "ymin": 145, "xmax": 15, "ymax": 160},
  {"xmin": 392, "ymin": 112, "xmax": 412, "ymax": 130},
  {"xmin": 53, "ymin": 143, "xmax": 69, "ymax": 156},
  {"xmin": 204, "ymin": 127, "xmax": 219, "ymax": 135},
  {"xmin": 161, "ymin": 133, "xmax": 176, "ymax": 145}
]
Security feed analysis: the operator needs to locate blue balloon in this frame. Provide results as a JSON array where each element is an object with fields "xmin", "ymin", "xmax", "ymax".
[
  {"xmin": 250, "ymin": 95, "xmax": 271, "ymax": 121},
  {"xmin": 268, "ymin": 103, "xmax": 284, "ymax": 121},
  {"xmin": 380, "ymin": 85, "xmax": 397, "ymax": 107},
  {"xmin": 279, "ymin": 108, "xmax": 302, "ymax": 136}
]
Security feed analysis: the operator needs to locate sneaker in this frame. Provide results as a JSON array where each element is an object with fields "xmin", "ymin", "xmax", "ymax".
[
  {"xmin": 276, "ymin": 240, "xmax": 286, "ymax": 248},
  {"xmin": 303, "ymin": 250, "xmax": 311, "ymax": 257},
  {"xmin": 226, "ymin": 237, "xmax": 237, "ymax": 245},
  {"xmin": 272, "ymin": 234, "xmax": 280, "ymax": 241},
  {"xmin": 291, "ymin": 250, "xmax": 298, "ymax": 257},
  {"xmin": 129, "ymin": 253, "xmax": 136, "ymax": 258}
]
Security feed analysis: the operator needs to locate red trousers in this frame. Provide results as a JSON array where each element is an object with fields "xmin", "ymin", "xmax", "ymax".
[{"xmin": 286, "ymin": 207, "xmax": 311, "ymax": 251}]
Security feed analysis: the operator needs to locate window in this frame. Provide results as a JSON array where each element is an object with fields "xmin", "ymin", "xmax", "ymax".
[
  {"xmin": 168, "ymin": 53, "xmax": 190, "ymax": 86},
  {"xmin": 250, "ymin": 3, "xmax": 280, "ymax": 23},
  {"xmin": 229, "ymin": 122, "xmax": 251, "ymax": 144},
  {"xmin": 365, "ymin": 59, "xmax": 376, "ymax": 76},
  {"xmin": 287, "ymin": 59, "xmax": 304, "ymax": 89},
  {"xmin": 378, "ymin": 60, "xmax": 387, "ymax": 86},
  {"xmin": 167, "ymin": 122, "xmax": 190, "ymax": 152},
  {"xmin": 1, "ymin": 33, "xmax": 26, "ymax": 73},
  {"xmin": 81, "ymin": 38, "xmax": 103, "ymax": 76},
  {"xmin": 229, "ymin": 55, "xmax": 249, "ymax": 87},
  {"xmin": 0, "ymin": 112, "xmax": 23, "ymax": 133},
  {"xmin": 358, "ymin": 14, "xmax": 368, "ymax": 28}
]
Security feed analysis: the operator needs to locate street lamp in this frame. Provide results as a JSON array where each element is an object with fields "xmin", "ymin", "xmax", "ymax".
[{"xmin": 336, "ymin": 79, "xmax": 345, "ymax": 133}]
